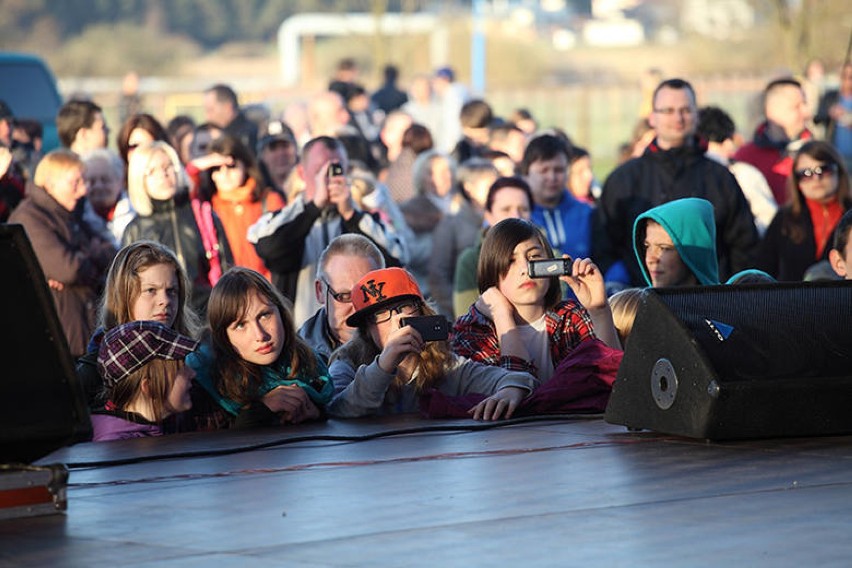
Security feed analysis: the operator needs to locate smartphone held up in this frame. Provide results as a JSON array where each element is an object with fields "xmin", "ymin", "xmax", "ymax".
[{"xmin": 527, "ymin": 257, "xmax": 573, "ymax": 279}]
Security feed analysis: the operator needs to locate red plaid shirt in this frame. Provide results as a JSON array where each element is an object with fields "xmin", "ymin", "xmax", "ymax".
[{"xmin": 451, "ymin": 300, "xmax": 597, "ymax": 378}]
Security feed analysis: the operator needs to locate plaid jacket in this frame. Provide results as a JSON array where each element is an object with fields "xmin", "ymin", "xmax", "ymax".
[{"xmin": 451, "ymin": 300, "xmax": 597, "ymax": 378}]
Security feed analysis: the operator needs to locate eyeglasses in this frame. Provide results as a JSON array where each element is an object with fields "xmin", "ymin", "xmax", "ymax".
[
  {"xmin": 795, "ymin": 163, "xmax": 837, "ymax": 181},
  {"xmin": 371, "ymin": 300, "xmax": 421, "ymax": 324},
  {"xmin": 322, "ymin": 278, "xmax": 352, "ymax": 303},
  {"xmin": 653, "ymin": 107, "xmax": 695, "ymax": 117}
]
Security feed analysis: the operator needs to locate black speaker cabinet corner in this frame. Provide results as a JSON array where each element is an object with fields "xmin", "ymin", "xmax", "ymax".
[{"xmin": 604, "ymin": 282, "xmax": 852, "ymax": 440}]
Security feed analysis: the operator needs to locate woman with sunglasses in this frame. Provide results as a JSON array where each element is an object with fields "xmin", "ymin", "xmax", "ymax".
[
  {"xmin": 757, "ymin": 140, "xmax": 852, "ymax": 280},
  {"xmin": 326, "ymin": 267, "xmax": 538, "ymax": 420},
  {"xmin": 190, "ymin": 134, "xmax": 286, "ymax": 282}
]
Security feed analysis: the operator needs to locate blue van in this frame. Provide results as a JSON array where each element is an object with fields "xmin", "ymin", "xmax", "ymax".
[{"xmin": 0, "ymin": 52, "xmax": 63, "ymax": 152}]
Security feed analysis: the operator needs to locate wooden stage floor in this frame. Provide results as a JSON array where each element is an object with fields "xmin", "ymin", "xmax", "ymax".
[{"xmin": 3, "ymin": 414, "xmax": 852, "ymax": 567}]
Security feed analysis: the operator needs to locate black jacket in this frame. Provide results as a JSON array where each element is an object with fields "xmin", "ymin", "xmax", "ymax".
[
  {"xmin": 122, "ymin": 191, "xmax": 233, "ymax": 316},
  {"xmin": 597, "ymin": 137, "xmax": 759, "ymax": 285}
]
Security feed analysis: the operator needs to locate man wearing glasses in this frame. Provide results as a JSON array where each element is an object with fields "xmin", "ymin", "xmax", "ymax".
[
  {"xmin": 298, "ymin": 234, "xmax": 385, "ymax": 364},
  {"xmin": 597, "ymin": 78, "xmax": 758, "ymax": 287}
]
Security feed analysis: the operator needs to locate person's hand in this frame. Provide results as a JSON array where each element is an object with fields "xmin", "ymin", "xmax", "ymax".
[
  {"xmin": 469, "ymin": 386, "xmax": 525, "ymax": 421},
  {"xmin": 311, "ymin": 162, "xmax": 332, "ymax": 209},
  {"xmin": 328, "ymin": 169, "xmax": 355, "ymax": 220},
  {"xmin": 47, "ymin": 279, "xmax": 65, "ymax": 291},
  {"xmin": 377, "ymin": 312, "xmax": 424, "ymax": 374},
  {"xmin": 191, "ymin": 152, "xmax": 233, "ymax": 172},
  {"xmin": 261, "ymin": 384, "xmax": 320, "ymax": 424},
  {"xmin": 475, "ymin": 286, "xmax": 515, "ymax": 327},
  {"xmin": 561, "ymin": 257, "xmax": 607, "ymax": 311}
]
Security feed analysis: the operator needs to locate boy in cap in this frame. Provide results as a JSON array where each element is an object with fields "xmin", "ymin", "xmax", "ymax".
[{"xmin": 91, "ymin": 321, "xmax": 199, "ymax": 442}]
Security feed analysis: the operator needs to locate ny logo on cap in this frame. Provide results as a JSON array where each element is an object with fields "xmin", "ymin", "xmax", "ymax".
[{"xmin": 360, "ymin": 279, "xmax": 386, "ymax": 303}]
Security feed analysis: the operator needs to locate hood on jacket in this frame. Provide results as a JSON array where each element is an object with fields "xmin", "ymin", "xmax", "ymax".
[{"xmin": 632, "ymin": 197, "xmax": 719, "ymax": 286}]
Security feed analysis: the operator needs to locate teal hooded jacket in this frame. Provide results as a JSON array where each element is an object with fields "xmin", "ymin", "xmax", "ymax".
[{"xmin": 632, "ymin": 197, "xmax": 720, "ymax": 286}]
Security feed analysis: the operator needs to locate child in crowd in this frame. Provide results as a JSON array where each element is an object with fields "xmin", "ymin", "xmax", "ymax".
[
  {"xmin": 452, "ymin": 218, "xmax": 620, "ymax": 382},
  {"xmin": 607, "ymin": 287, "xmax": 644, "ymax": 349},
  {"xmin": 327, "ymin": 267, "xmax": 538, "ymax": 419},
  {"xmin": 187, "ymin": 267, "xmax": 334, "ymax": 428},
  {"xmin": 91, "ymin": 320, "xmax": 199, "ymax": 442},
  {"xmin": 76, "ymin": 240, "xmax": 200, "ymax": 408}
]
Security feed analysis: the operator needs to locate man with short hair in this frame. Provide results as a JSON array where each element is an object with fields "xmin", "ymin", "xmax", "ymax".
[
  {"xmin": 248, "ymin": 136, "xmax": 406, "ymax": 327},
  {"xmin": 298, "ymin": 234, "xmax": 386, "ymax": 363},
  {"xmin": 522, "ymin": 133, "xmax": 594, "ymax": 261},
  {"xmin": 56, "ymin": 99, "xmax": 109, "ymax": 155},
  {"xmin": 598, "ymin": 78, "xmax": 757, "ymax": 287},
  {"xmin": 734, "ymin": 77, "xmax": 812, "ymax": 206},
  {"xmin": 203, "ymin": 83, "xmax": 258, "ymax": 157},
  {"xmin": 633, "ymin": 197, "xmax": 720, "ymax": 288}
]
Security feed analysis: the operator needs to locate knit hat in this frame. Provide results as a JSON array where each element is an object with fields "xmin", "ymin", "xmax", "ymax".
[
  {"xmin": 346, "ymin": 267, "xmax": 424, "ymax": 327},
  {"xmin": 98, "ymin": 321, "xmax": 199, "ymax": 387}
]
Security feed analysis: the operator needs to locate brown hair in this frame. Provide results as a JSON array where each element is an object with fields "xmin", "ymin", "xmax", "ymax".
[
  {"xmin": 109, "ymin": 358, "xmax": 185, "ymax": 423},
  {"xmin": 99, "ymin": 240, "xmax": 200, "ymax": 337},
  {"xmin": 207, "ymin": 267, "xmax": 318, "ymax": 406},
  {"xmin": 785, "ymin": 140, "xmax": 852, "ymax": 244},
  {"xmin": 477, "ymin": 218, "xmax": 561, "ymax": 310}
]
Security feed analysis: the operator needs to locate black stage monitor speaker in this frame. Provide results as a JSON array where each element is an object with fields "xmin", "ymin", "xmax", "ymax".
[
  {"xmin": 0, "ymin": 224, "xmax": 91, "ymax": 463},
  {"xmin": 605, "ymin": 282, "xmax": 852, "ymax": 440}
]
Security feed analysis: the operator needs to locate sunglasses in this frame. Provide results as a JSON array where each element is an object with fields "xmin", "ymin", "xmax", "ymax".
[{"xmin": 795, "ymin": 163, "xmax": 837, "ymax": 181}]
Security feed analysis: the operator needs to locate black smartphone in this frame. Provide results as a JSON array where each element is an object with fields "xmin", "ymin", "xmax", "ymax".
[
  {"xmin": 327, "ymin": 161, "xmax": 345, "ymax": 178},
  {"xmin": 528, "ymin": 257, "xmax": 573, "ymax": 278},
  {"xmin": 400, "ymin": 315, "xmax": 449, "ymax": 342}
]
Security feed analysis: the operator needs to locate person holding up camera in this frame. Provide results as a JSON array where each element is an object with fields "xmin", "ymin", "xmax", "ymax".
[
  {"xmin": 248, "ymin": 136, "xmax": 407, "ymax": 328},
  {"xmin": 452, "ymin": 218, "xmax": 621, "ymax": 383},
  {"xmin": 326, "ymin": 267, "xmax": 538, "ymax": 419}
]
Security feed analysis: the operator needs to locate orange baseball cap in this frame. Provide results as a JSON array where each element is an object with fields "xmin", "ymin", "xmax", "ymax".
[{"xmin": 346, "ymin": 267, "xmax": 424, "ymax": 327}]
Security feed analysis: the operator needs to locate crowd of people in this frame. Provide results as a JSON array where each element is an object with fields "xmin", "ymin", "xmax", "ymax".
[{"xmin": 1, "ymin": 57, "xmax": 851, "ymax": 442}]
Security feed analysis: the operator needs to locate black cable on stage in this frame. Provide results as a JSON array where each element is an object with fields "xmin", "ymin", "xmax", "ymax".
[{"xmin": 62, "ymin": 413, "xmax": 606, "ymax": 470}]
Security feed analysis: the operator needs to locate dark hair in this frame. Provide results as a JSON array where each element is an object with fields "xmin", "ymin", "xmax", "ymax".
[
  {"xmin": 833, "ymin": 209, "xmax": 852, "ymax": 259},
  {"xmin": 401, "ymin": 123, "xmax": 434, "ymax": 154},
  {"xmin": 696, "ymin": 106, "xmax": 735, "ymax": 143},
  {"xmin": 383, "ymin": 64, "xmax": 399, "ymax": 83},
  {"xmin": 782, "ymin": 140, "xmax": 852, "ymax": 245},
  {"xmin": 568, "ymin": 145, "xmax": 590, "ymax": 164},
  {"xmin": 202, "ymin": 134, "xmax": 267, "ymax": 202},
  {"xmin": 485, "ymin": 176, "xmax": 533, "ymax": 212},
  {"xmin": 652, "ymin": 78, "xmax": 696, "ymax": 108},
  {"xmin": 477, "ymin": 218, "xmax": 561, "ymax": 310},
  {"xmin": 56, "ymin": 100, "xmax": 103, "ymax": 148},
  {"xmin": 116, "ymin": 113, "xmax": 170, "ymax": 165},
  {"xmin": 459, "ymin": 99, "xmax": 493, "ymax": 129},
  {"xmin": 207, "ymin": 267, "xmax": 318, "ymax": 406},
  {"xmin": 206, "ymin": 84, "xmax": 239, "ymax": 109},
  {"xmin": 520, "ymin": 134, "xmax": 571, "ymax": 175}
]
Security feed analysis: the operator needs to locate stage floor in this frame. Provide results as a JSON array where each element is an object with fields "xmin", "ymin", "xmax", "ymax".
[{"xmin": 3, "ymin": 414, "xmax": 852, "ymax": 567}]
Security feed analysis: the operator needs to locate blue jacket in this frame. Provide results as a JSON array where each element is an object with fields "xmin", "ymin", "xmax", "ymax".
[{"xmin": 531, "ymin": 190, "xmax": 593, "ymax": 259}]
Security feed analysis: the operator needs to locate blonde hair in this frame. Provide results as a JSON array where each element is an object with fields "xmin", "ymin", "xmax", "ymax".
[
  {"xmin": 126, "ymin": 141, "xmax": 189, "ymax": 216},
  {"xmin": 33, "ymin": 149, "xmax": 83, "ymax": 188},
  {"xmin": 608, "ymin": 288, "xmax": 644, "ymax": 348}
]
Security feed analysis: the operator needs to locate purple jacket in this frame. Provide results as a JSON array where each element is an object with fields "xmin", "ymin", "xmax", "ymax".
[{"xmin": 90, "ymin": 412, "xmax": 163, "ymax": 442}]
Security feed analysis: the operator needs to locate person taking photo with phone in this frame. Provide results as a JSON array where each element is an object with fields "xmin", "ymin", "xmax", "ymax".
[
  {"xmin": 326, "ymin": 267, "xmax": 538, "ymax": 420},
  {"xmin": 452, "ymin": 218, "xmax": 621, "ymax": 383}
]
